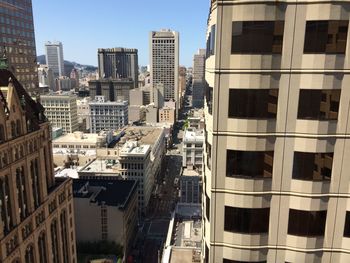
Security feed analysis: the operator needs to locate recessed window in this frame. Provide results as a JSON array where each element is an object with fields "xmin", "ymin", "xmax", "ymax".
[
  {"xmin": 224, "ymin": 206, "xmax": 270, "ymax": 234},
  {"xmin": 226, "ymin": 150, "xmax": 273, "ymax": 179},
  {"xmin": 223, "ymin": 260, "xmax": 267, "ymax": 263},
  {"xmin": 288, "ymin": 209, "xmax": 327, "ymax": 237},
  {"xmin": 344, "ymin": 211, "xmax": 350, "ymax": 237},
  {"xmin": 206, "ymin": 25, "xmax": 216, "ymax": 58},
  {"xmin": 292, "ymin": 152, "xmax": 333, "ymax": 181},
  {"xmin": 298, "ymin": 89, "xmax": 341, "ymax": 120},
  {"xmin": 206, "ymin": 193, "xmax": 210, "ymax": 221},
  {"xmin": 205, "ymin": 85, "xmax": 213, "ymax": 115},
  {"xmin": 228, "ymin": 89, "xmax": 278, "ymax": 119},
  {"xmin": 304, "ymin": 20, "xmax": 348, "ymax": 54},
  {"xmin": 231, "ymin": 21, "xmax": 284, "ymax": 54}
]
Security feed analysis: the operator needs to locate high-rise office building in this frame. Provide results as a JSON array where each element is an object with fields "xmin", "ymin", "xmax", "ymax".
[
  {"xmin": 150, "ymin": 29, "xmax": 179, "ymax": 114},
  {"xmin": 193, "ymin": 49, "xmax": 206, "ymax": 81},
  {"xmin": 0, "ymin": 0, "xmax": 39, "ymax": 97},
  {"xmin": 204, "ymin": 1, "xmax": 350, "ymax": 263},
  {"xmin": 45, "ymin": 41, "xmax": 64, "ymax": 77},
  {"xmin": 98, "ymin": 48, "xmax": 138, "ymax": 88},
  {"xmin": 0, "ymin": 67, "xmax": 76, "ymax": 263}
]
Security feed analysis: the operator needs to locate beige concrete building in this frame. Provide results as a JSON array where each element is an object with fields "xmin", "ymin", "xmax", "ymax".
[
  {"xmin": 203, "ymin": 1, "xmax": 350, "ymax": 263},
  {"xmin": 182, "ymin": 128, "xmax": 204, "ymax": 174},
  {"xmin": 159, "ymin": 106, "xmax": 176, "ymax": 125},
  {"xmin": 0, "ymin": 68, "xmax": 76, "ymax": 263},
  {"xmin": 77, "ymin": 97, "xmax": 91, "ymax": 132},
  {"xmin": 52, "ymin": 131, "xmax": 111, "ymax": 167},
  {"xmin": 41, "ymin": 92, "xmax": 79, "ymax": 134},
  {"xmin": 73, "ymin": 179, "xmax": 138, "ymax": 256}
]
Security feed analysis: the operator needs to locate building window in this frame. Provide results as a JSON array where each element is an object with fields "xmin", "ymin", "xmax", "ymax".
[
  {"xmin": 206, "ymin": 193, "xmax": 210, "ymax": 221},
  {"xmin": 288, "ymin": 209, "xmax": 327, "ymax": 237},
  {"xmin": 25, "ymin": 245, "xmax": 35, "ymax": 263},
  {"xmin": 205, "ymin": 85, "xmax": 213, "ymax": 115},
  {"xmin": 51, "ymin": 220, "xmax": 60, "ymax": 263},
  {"xmin": 0, "ymin": 176, "xmax": 12, "ymax": 234},
  {"xmin": 226, "ymin": 150, "xmax": 273, "ymax": 179},
  {"xmin": 304, "ymin": 20, "xmax": 348, "ymax": 54},
  {"xmin": 206, "ymin": 25, "xmax": 216, "ymax": 57},
  {"xmin": 38, "ymin": 232, "xmax": 47, "ymax": 263},
  {"xmin": 298, "ymin": 89, "xmax": 341, "ymax": 120},
  {"xmin": 292, "ymin": 152, "xmax": 333, "ymax": 181},
  {"xmin": 224, "ymin": 206, "xmax": 270, "ymax": 233},
  {"xmin": 60, "ymin": 210, "xmax": 69, "ymax": 263},
  {"xmin": 231, "ymin": 21, "xmax": 284, "ymax": 54},
  {"xmin": 344, "ymin": 211, "xmax": 350, "ymax": 237},
  {"xmin": 228, "ymin": 89, "xmax": 278, "ymax": 119}
]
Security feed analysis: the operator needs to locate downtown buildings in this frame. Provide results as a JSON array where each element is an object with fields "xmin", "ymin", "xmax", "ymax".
[
  {"xmin": 203, "ymin": 1, "xmax": 350, "ymax": 263},
  {"xmin": 0, "ymin": 68, "xmax": 76, "ymax": 263},
  {"xmin": 150, "ymin": 29, "xmax": 179, "ymax": 115},
  {"xmin": 98, "ymin": 48, "xmax": 138, "ymax": 89},
  {"xmin": 0, "ymin": 0, "xmax": 39, "ymax": 97},
  {"xmin": 45, "ymin": 41, "xmax": 64, "ymax": 77}
]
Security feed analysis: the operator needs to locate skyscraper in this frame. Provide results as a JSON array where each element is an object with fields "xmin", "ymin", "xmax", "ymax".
[
  {"xmin": 0, "ymin": 67, "xmax": 77, "ymax": 263},
  {"xmin": 0, "ymin": 0, "xmax": 39, "ymax": 97},
  {"xmin": 98, "ymin": 48, "xmax": 138, "ymax": 88},
  {"xmin": 45, "ymin": 41, "xmax": 64, "ymax": 77},
  {"xmin": 150, "ymin": 29, "xmax": 179, "ymax": 114},
  {"xmin": 204, "ymin": 1, "xmax": 350, "ymax": 262}
]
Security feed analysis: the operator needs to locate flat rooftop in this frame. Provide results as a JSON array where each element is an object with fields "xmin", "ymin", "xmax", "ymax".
[
  {"xmin": 118, "ymin": 126, "xmax": 163, "ymax": 146},
  {"xmin": 53, "ymin": 148, "xmax": 96, "ymax": 156},
  {"xmin": 182, "ymin": 169, "xmax": 200, "ymax": 177},
  {"xmin": 120, "ymin": 141, "xmax": 151, "ymax": 156},
  {"xmin": 79, "ymin": 159, "xmax": 121, "ymax": 175},
  {"xmin": 183, "ymin": 129, "xmax": 204, "ymax": 142},
  {"xmin": 55, "ymin": 168, "xmax": 80, "ymax": 179},
  {"xmin": 53, "ymin": 131, "xmax": 107, "ymax": 144},
  {"xmin": 73, "ymin": 179, "xmax": 137, "ymax": 209}
]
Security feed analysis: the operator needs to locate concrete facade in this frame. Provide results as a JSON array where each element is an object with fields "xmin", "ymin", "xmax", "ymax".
[
  {"xmin": 45, "ymin": 41, "xmax": 64, "ymax": 77},
  {"xmin": 41, "ymin": 92, "xmax": 79, "ymax": 134},
  {"xmin": 0, "ymin": 69, "xmax": 76, "ymax": 263},
  {"xmin": 182, "ymin": 128, "xmax": 204, "ymax": 174},
  {"xmin": 89, "ymin": 96, "xmax": 128, "ymax": 133},
  {"xmin": 203, "ymin": 1, "xmax": 350, "ymax": 263}
]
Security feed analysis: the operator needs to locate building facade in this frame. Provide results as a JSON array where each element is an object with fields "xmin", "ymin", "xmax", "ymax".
[
  {"xmin": 150, "ymin": 29, "xmax": 179, "ymax": 113},
  {"xmin": 203, "ymin": 1, "xmax": 350, "ymax": 263},
  {"xmin": 41, "ymin": 92, "xmax": 79, "ymax": 134},
  {"xmin": 45, "ymin": 41, "xmax": 64, "ymax": 77},
  {"xmin": 0, "ymin": 68, "xmax": 76, "ymax": 263},
  {"xmin": 73, "ymin": 179, "xmax": 138, "ymax": 256},
  {"xmin": 182, "ymin": 128, "xmax": 204, "ymax": 174},
  {"xmin": 0, "ymin": 0, "xmax": 38, "ymax": 97},
  {"xmin": 89, "ymin": 96, "xmax": 128, "ymax": 133},
  {"xmin": 98, "ymin": 48, "xmax": 138, "ymax": 89},
  {"xmin": 89, "ymin": 79, "xmax": 133, "ymax": 103}
]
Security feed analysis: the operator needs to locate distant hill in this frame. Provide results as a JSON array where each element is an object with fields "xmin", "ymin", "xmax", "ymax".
[{"xmin": 37, "ymin": 55, "xmax": 97, "ymax": 76}]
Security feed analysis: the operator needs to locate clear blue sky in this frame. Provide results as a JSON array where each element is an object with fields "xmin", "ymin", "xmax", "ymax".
[{"xmin": 32, "ymin": 0, "xmax": 210, "ymax": 67}]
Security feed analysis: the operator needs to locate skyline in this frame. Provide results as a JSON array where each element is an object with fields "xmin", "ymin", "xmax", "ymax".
[{"xmin": 32, "ymin": 0, "xmax": 210, "ymax": 67}]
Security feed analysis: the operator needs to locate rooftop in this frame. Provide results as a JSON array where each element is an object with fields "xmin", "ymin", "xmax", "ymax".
[
  {"xmin": 182, "ymin": 169, "xmax": 200, "ymax": 177},
  {"xmin": 120, "ymin": 141, "xmax": 151, "ymax": 156},
  {"xmin": 79, "ymin": 159, "xmax": 121, "ymax": 175},
  {"xmin": 73, "ymin": 179, "xmax": 138, "ymax": 209},
  {"xmin": 53, "ymin": 131, "xmax": 108, "ymax": 144},
  {"xmin": 183, "ymin": 129, "xmax": 204, "ymax": 142},
  {"xmin": 55, "ymin": 168, "xmax": 80, "ymax": 179}
]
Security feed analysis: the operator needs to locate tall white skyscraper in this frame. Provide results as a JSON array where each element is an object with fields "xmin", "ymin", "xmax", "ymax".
[
  {"xmin": 150, "ymin": 29, "xmax": 179, "ymax": 114},
  {"xmin": 45, "ymin": 41, "xmax": 65, "ymax": 77}
]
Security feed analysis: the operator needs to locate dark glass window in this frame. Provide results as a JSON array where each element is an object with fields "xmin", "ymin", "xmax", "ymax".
[
  {"xmin": 224, "ymin": 206, "xmax": 270, "ymax": 234},
  {"xmin": 232, "ymin": 21, "xmax": 284, "ymax": 54},
  {"xmin": 206, "ymin": 193, "xmax": 210, "ymax": 221},
  {"xmin": 226, "ymin": 150, "xmax": 273, "ymax": 178},
  {"xmin": 304, "ymin": 20, "xmax": 348, "ymax": 54},
  {"xmin": 298, "ymin": 89, "xmax": 341, "ymax": 120},
  {"xmin": 344, "ymin": 212, "xmax": 350, "ymax": 237},
  {"xmin": 228, "ymin": 89, "xmax": 278, "ymax": 119},
  {"xmin": 288, "ymin": 209, "xmax": 327, "ymax": 236},
  {"xmin": 206, "ymin": 85, "xmax": 213, "ymax": 115},
  {"xmin": 292, "ymin": 152, "xmax": 333, "ymax": 181},
  {"xmin": 206, "ymin": 25, "xmax": 216, "ymax": 57},
  {"xmin": 223, "ymin": 260, "xmax": 267, "ymax": 263}
]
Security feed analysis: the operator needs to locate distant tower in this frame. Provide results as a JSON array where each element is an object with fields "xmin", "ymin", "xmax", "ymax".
[
  {"xmin": 150, "ymin": 29, "xmax": 179, "ymax": 114},
  {"xmin": 45, "ymin": 41, "xmax": 65, "ymax": 77},
  {"xmin": 98, "ymin": 48, "xmax": 138, "ymax": 88},
  {"xmin": 0, "ymin": 0, "xmax": 39, "ymax": 97}
]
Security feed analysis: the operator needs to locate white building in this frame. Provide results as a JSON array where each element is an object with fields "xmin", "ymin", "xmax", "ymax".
[
  {"xmin": 38, "ymin": 64, "xmax": 55, "ymax": 90},
  {"xmin": 150, "ymin": 29, "xmax": 179, "ymax": 115},
  {"xmin": 77, "ymin": 98, "xmax": 91, "ymax": 131},
  {"xmin": 182, "ymin": 128, "xmax": 204, "ymax": 174},
  {"xmin": 45, "ymin": 41, "xmax": 65, "ymax": 77},
  {"xmin": 89, "ymin": 96, "xmax": 128, "ymax": 133},
  {"xmin": 41, "ymin": 92, "xmax": 79, "ymax": 134}
]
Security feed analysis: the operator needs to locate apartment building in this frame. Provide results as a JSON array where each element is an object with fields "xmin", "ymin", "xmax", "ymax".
[
  {"xmin": 41, "ymin": 92, "xmax": 79, "ymax": 134},
  {"xmin": 89, "ymin": 96, "xmax": 128, "ymax": 133},
  {"xmin": 203, "ymin": 1, "xmax": 350, "ymax": 263},
  {"xmin": 0, "ymin": 68, "xmax": 76, "ymax": 263},
  {"xmin": 183, "ymin": 128, "xmax": 204, "ymax": 174}
]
